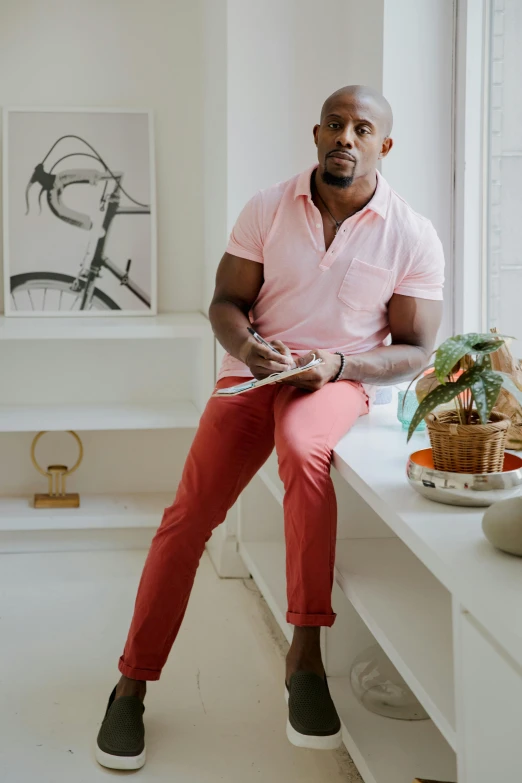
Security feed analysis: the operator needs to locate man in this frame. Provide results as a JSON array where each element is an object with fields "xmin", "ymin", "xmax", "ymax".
[{"xmin": 96, "ymin": 85, "xmax": 444, "ymax": 769}]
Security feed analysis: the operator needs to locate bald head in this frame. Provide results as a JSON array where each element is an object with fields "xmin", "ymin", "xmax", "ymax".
[
  {"xmin": 321, "ymin": 85, "xmax": 393, "ymax": 138},
  {"xmin": 313, "ymin": 84, "xmax": 394, "ymax": 188}
]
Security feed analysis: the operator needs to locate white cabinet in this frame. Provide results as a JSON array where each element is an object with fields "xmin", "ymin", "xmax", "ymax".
[
  {"xmin": 239, "ymin": 398, "xmax": 522, "ymax": 783},
  {"xmin": 239, "ymin": 471, "xmax": 457, "ymax": 783},
  {"xmin": 456, "ymin": 610, "xmax": 522, "ymax": 783}
]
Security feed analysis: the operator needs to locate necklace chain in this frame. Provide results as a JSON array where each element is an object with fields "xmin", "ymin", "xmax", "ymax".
[{"xmin": 312, "ymin": 171, "xmax": 346, "ymax": 235}]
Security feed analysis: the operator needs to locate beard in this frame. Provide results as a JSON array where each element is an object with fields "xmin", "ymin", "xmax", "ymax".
[{"xmin": 322, "ymin": 168, "xmax": 354, "ymax": 189}]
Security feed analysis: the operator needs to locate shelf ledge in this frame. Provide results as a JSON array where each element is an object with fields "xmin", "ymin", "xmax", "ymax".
[
  {"xmin": 0, "ymin": 401, "xmax": 200, "ymax": 432},
  {"xmin": 0, "ymin": 493, "xmax": 172, "ymax": 532},
  {"xmin": 335, "ymin": 538, "xmax": 456, "ymax": 749},
  {"xmin": 0, "ymin": 313, "xmax": 211, "ymax": 340}
]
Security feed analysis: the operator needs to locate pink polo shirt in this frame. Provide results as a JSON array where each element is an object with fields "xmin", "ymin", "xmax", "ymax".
[{"xmin": 218, "ymin": 165, "xmax": 444, "ymax": 388}]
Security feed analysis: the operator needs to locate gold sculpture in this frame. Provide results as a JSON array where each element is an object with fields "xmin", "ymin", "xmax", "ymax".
[{"xmin": 31, "ymin": 430, "xmax": 84, "ymax": 508}]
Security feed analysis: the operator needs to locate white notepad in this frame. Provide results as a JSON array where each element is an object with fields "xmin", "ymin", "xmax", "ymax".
[{"xmin": 214, "ymin": 355, "xmax": 323, "ymax": 396}]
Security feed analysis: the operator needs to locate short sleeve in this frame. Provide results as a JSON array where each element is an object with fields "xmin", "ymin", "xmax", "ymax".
[
  {"xmin": 226, "ymin": 191, "xmax": 265, "ymax": 263},
  {"xmin": 394, "ymin": 221, "xmax": 445, "ymax": 300}
]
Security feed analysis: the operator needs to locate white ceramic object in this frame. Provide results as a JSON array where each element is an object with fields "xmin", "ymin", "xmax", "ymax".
[
  {"xmin": 482, "ymin": 497, "xmax": 522, "ymax": 556},
  {"xmin": 350, "ymin": 644, "xmax": 430, "ymax": 721}
]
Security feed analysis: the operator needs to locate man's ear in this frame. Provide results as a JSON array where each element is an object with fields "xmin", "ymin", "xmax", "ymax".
[
  {"xmin": 379, "ymin": 136, "xmax": 393, "ymax": 159},
  {"xmin": 313, "ymin": 124, "xmax": 320, "ymax": 146}
]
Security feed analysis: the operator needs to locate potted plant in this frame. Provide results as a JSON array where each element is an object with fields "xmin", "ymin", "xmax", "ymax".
[{"xmin": 406, "ymin": 332, "xmax": 522, "ymax": 473}]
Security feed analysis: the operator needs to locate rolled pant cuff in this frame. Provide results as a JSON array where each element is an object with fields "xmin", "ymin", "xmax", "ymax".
[
  {"xmin": 286, "ymin": 611, "xmax": 336, "ymax": 627},
  {"xmin": 118, "ymin": 656, "xmax": 162, "ymax": 682}
]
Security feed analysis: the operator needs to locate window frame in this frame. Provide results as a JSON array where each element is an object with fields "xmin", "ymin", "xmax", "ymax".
[{"xmin": 453, "ymin": 0, "xmax": 491, "ymax": 335}]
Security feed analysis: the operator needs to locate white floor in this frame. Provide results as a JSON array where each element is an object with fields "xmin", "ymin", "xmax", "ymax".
[{"xmin": 0, "ymin": 548, "xmax": 361, "ymax": 783}]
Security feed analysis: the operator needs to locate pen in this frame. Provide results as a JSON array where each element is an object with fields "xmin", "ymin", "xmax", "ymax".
[{"xmin": 247, "ymin": 326, "xmax": 283, "ymax": 355}]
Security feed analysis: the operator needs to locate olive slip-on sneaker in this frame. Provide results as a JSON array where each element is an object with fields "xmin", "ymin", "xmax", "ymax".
[
  {"xmin": 95, "ymin": 686, "xmax": 146, "ymax": 770},
  {"xmin": 285, "ymin": 671, "xmax": 343, "ymax": 750}
]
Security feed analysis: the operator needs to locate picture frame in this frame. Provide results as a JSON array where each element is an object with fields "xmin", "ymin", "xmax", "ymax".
[{"xmin": 2, "ymin": 107, "xmax": 157, "ymax": 316}]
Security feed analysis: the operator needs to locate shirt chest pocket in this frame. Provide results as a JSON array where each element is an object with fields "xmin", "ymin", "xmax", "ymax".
[{"xmin": 338, "ymin": 258, "xmax": 392, "ymax": 311}]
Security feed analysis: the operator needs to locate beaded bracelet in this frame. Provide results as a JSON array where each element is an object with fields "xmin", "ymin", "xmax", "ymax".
[{"xmin": 331, "ymin": 351, "xmax": 346, "ymax": 382}]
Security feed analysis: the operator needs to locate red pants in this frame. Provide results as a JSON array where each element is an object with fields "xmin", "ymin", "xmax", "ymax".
[{"xmin": 119, "ymin": 376, "xmax": 368, "ymax": 681}]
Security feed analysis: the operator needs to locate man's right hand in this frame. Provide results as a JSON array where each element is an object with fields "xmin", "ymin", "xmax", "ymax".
[{"xmin": 239, "ymin": 338, "xmax": 295, "ymax": 380}]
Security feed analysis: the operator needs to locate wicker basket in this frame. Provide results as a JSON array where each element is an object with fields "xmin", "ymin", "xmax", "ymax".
[{"xmin": 426, "ymin": 410, "xmax": 511, "ymax": 473}]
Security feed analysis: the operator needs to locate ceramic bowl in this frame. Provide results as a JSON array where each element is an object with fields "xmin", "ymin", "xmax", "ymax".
[{"xmin": 406, "ymin": 449, "xmax": 522, "ymax": 507}]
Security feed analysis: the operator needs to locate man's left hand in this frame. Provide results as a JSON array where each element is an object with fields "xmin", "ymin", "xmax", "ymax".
[{"xmin": 278, "ymin": 349, "xmax": 342, "ymax": 392}]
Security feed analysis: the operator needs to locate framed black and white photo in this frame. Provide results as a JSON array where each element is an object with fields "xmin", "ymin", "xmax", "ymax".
[{"xmin": 3, "ymin": 108, "xmax": 157, "ymax": 316}]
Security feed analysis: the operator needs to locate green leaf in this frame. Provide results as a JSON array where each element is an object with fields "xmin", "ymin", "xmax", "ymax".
[
  {"xmin": 496, "ymin": 372, "xmax": 522, "ymax": 407},
  {"xmin": 407, "ymin": 379, "xmax": 466, "ymax": 441},
  {"xmin": 471, "ymin": 339, "xmax": 505, "ymax": 354},
  {"xmin": 468, "ymin": 369, "xmax": 503, "ymax": 424},
  {"xmin": 434, "ymin": 334, "xmax": 482, "ymax": 383},
  {"xmin": 470, "ymin": 332, "xmax": 512, "ymax": 344},
  {"xmin": 434, "ymin": 333, "xmax": 507, "ymax": 383}
]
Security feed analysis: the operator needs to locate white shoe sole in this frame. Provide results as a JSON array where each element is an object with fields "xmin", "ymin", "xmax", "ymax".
[
  {"xmin": 284, "ymin": 686, "xmax": 343, "ymax": 751},
  {"xmin": 95, "ymin": 745, "xmax": 146, "ymax": 770}
]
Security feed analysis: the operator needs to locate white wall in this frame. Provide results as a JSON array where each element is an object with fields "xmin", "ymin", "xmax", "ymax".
[
  {"xmin": 204, "ymin": 0, "xmax": 386, "ymax": 311},
  {"xmin": 381, "ymin": 0, "xmax": 455, "ymax": 341},
  {"xmin": 205, "ymin": 0, "xmax": 454, "ymax": 343},
  {"xmin": 0, "ymin": 0, "xmax": 205, "ymax": 313},
  {"xmin": 0, "ymin": 1, "xmax": 206, "ymax": 499},
  {"xmin": 203, "ymin": 0, "xmax": 229, "ymax": 317},
  {"xmin": 226, "ymin": 0, "xmax": 386, "ymax": 226},
  {"xmin": 335, "ymin": 0, "xmax": 385, "ymax": 90}
]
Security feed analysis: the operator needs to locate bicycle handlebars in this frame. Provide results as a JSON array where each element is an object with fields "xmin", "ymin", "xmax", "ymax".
[{"xmin": 25, "ymin": 163, "xmax": 121, "ymax": 231}]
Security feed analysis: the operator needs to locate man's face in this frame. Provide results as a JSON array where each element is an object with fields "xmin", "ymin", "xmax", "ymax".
[{"xmin": 313, "ymin": 93, "xmax": 392, "ymax": 187}]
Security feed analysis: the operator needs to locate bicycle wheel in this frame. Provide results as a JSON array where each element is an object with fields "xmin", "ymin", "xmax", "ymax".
[{"xmin": 10, "ymin": 272, "xmax": 120, "ymax": 312}]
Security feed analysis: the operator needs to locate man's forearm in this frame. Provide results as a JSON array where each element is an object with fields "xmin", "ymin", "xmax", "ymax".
[
  {"xmin": 342, "ymin": 344, "xmax": 429, "ymax": 385},
  {"xmin": 209, "ymin": 299, "xmax": 251, "ymax": 363}
]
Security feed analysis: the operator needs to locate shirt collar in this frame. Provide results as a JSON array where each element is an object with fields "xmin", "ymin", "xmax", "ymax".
[{"xmin": 294, "ymin": 165, "xmax": 390, "ymax": 219}]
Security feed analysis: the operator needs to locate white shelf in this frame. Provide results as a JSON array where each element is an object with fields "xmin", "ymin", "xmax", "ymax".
[
  {"xmin": 0, "ymin": 400, "xmax": 200, "ymax": 432},
  {"xmin": 0, "ymin": 312, "xmax": 210, "ymax": 340},
  {"xmin": 241, "ymin": 536, "xmax": 456, "ymax": 748},
  {"xmin": 328, "ymin": 677, "xmax": 457, "ymax": 783},
  {"xmin": 333, "ymin": 398, "xmax": 522, "ymax": 670},
  {"xmin": 239, "ymin": 540, "xmax": 291, "ymax": 642},
  {"xmin": 335, "ymin": 538, "xmax": 456, "ymax": 749},
  {"xmin": 0, "ymin": 493, "xmax": 171, "ymax": 531},
  {"xmin": 238, "ymin": 540, "xmax": 456, "ymax": 783}
]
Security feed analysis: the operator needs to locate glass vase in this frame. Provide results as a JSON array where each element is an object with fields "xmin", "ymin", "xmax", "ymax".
[{"xmin": 397, "ymin": 389, "xmax": 426, "ymax": 432}]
